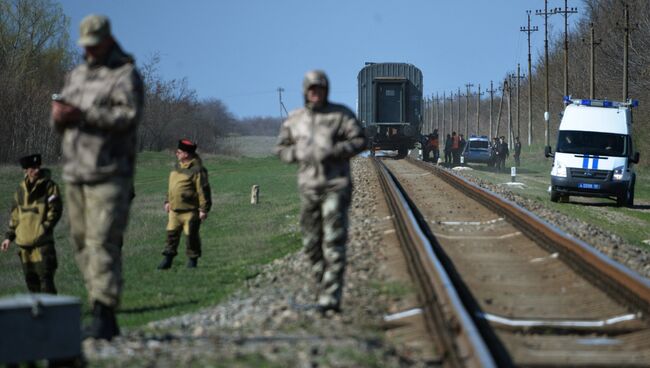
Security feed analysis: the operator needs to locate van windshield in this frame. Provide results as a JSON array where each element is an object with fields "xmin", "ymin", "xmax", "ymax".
[{"xmin": 557, "ymin": 130, "xmax": 627, "ymax": 156}]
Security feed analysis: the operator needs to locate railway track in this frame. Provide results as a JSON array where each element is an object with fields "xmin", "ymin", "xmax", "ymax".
[{"xmin": 374, "ymin": 156, "xmax": 650, "ymax": 367}]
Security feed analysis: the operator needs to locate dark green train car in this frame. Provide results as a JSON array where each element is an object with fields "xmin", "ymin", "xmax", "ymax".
[{"xmin": 357, "ymin": 62, "xmax": 423, "ymax": 156}]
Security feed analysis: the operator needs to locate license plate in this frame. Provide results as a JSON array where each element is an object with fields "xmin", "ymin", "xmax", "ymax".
[{"xmin": 578, "ymin": 183, "xmax": 600, "ymax": 189}]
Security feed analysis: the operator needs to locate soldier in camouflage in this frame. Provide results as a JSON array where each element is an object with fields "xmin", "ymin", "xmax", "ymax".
[
  {"xmin": 275, "ymin": 70, "xmax": 366, "ymax": 314},
  {"xmin": 157, "ymin": 139, "xmax": 212, "ymax": 270},
  {"xmin": 50, "ymin": 14, "xmax": 144, "ymax": 341},
  {"xmin": 1, "ymin": 154, "xmax": 62, "ymax": 294}
]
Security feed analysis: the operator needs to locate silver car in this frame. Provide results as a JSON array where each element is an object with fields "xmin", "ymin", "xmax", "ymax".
[{"xmin": 462, "ymin": 135, "xmax": 492, "ymax": 164}]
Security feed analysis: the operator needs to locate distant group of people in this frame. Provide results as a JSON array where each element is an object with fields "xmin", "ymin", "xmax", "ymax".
[
  {"xmin": 441, "ymin": 131, "xmax": 466, "ymax": 166},
  {"xmin": 421, "ymin": 129, "xmax": 440, "ymax": 163},
  {"xmin": 425, "ymin": 132, "xmax": 523, "ymax": 171},
  {"xmin": 488, "ymin": 136, "xmax": 521, "ymax": 172}
]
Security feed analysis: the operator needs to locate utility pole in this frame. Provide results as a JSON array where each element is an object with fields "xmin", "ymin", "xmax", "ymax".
[
  {"xmin": 623, "ymin": 3, "xmax": 630, "ymax": 101},
  {"xmin": 507, "ymin": 75, "xmax": 513, "ymax": 148},
  {"xmin": 465, "ymin": 83, "xmax": 473, "ymax": 137},
  {"xmin": 521, "ymin": 10, "xmax": 538, "ymax": 146},
  {"xmin": 495, "ymin": 80, "xmax": 507, "ymax": 138},
  {"xmin": 448, "ymin": 92, "xmax": 455, "ymax": 136},
  {"xmin": 442, "ymin": 92, "xmax": 447, "ymax": 139},
  {"xmin": 617, "ymin": 3, "xmax": 636, "ymax": 101},
  {"xmin": 582, "ymin": 23, "xmax": 601, "ymax": 99},
  {"xmin": 457, "ymin": 87, "xmax": 462, "ymax": 133},
  {"xmin": 277, "ymin": 87, "xmax": 288, "ymax": 118},
  {"xmin": 510, "ymin": 65, "xmax": 525, "ymax": 142},
  {"xmin": 536, "ymin": 0, "xmax": 553, "ymax": 147},
  {"xmin": 487, "ymin": 81, "xmax": 497, "ymax": 139},
  {"xmin": 553, "ymin": 0, "xmax": 578, "ymax": 98},
  {"xmin": 428, "ymin": 96, "xmax": 433, "ymax": 134},
  {"xmin": 476, "ymin": 84, "xmax": 484, "ymax": 136},
  {"xmin": 434, "ymin": 93, "xmax": 440, "ymax": 132},
  {"xmin": 424, "ymin": 97, "xmax": 430, "ymax": 134}
]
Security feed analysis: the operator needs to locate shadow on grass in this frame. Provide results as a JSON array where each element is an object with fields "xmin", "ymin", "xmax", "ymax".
[
  {"xmin": 565, "ymin": 199, "xmax": 650, "ymax": 210},
  {"xmin": 117, "ymin": 299, "xmax": 199, "ymax": 315},
  {"xmin": 466, "ymin": 164, "xmax": 542, "ymax": 175},
  {"xmin": 567, "ymin": 200, "xmax": 616, "ymax": 207}
]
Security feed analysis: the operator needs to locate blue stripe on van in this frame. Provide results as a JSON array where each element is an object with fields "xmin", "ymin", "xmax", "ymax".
[
  {"xmin": 592, "ymin": 155, "xmax": 599, "ymax": 169},
  {"xmin": 582, "ymin": 156, "xmax": 589, "ymax": 169}
]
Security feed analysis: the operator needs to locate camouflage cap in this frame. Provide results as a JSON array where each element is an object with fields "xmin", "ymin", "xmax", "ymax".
[
  {"xmin": 78, "ymin": 14, "xmax": 111, "ymax": 47},
  {"xmin": 302, "ymin": 70, "xmax": 329, "ymax": 94}
]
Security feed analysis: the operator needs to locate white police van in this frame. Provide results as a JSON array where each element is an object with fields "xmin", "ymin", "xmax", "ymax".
[{"xmin": 545, "ymin": 97, "xmax": 640, "ymax": 207}]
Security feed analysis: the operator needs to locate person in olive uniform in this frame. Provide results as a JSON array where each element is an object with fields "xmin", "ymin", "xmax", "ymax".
[
  {"xmin": 1, "ymin": 154, "xmax": 62, "ymax": 294},
  {"xmin": 157, "ymin": 139, "xmax": 212, "ymax": 269}
]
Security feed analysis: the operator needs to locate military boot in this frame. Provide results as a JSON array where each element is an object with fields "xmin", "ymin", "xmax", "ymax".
[
  {"xmin": 187, "ymin": 257, "xmax": 198, "ymax": 268},
  {"xmin": 83, "ymin": 301, "xmax": 119, "ymax": 341},
  {"xmin": 157, "ymin": 255, "xmax": 174, "ymax": 270}
]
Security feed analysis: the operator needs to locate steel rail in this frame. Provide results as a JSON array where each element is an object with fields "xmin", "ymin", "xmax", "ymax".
[
  {"xmin": 373, "ymin": 158, "xmax": 496, "ymax": 368},
  {"xmin": 407, "ymin": 157, "xmax": 650, "ymax": 318}
]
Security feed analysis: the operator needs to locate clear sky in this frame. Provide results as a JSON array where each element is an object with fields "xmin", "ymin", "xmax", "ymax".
[{"xmin": 59, "ymin": 0, "xmax": 583, "ymax": 119}]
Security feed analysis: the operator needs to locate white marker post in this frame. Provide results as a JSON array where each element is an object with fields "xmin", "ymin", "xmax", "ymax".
[
  {"xmin": 251, "ymin": 185, "xmax": 259, "ymax": 204},
  {"xmin": 511, "ymin": 167, "xmax": 516, "ymax": 183}
]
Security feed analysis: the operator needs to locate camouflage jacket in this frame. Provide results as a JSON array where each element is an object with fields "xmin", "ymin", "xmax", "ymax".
[
  {"xmin": 166, "ymin": 156, "xmax": 212, "ymax": 212},
  {"xmin": 5, "ymin": 169, "xmax": 62, "ymax": 247},
  {"xmin": 54, "ymin": 43, "xmax": 144, "ymax": 184},
  {"xmin": 275, "ymin": 102, "xmax": 366, "ymax": 192}
]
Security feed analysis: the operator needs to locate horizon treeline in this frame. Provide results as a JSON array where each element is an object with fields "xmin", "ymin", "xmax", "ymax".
[{"xmin": 0, "ymin": 0, "xmax": 282, "ymax": 164}]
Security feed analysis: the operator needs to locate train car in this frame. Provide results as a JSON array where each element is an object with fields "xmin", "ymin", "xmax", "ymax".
[{"xmin": 357, "ymin": 62, "xmax": 423, "ymax": 156}]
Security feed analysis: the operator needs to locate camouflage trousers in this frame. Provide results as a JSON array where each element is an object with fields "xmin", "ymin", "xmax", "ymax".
[
  {"xmin": 65, "ymin": 177, "xmax": 133, "ymax": 308},
  {"xmin": 299, "ymin": 187, "xmax": 351, "ymax": 309},
  {"xmin": 17, "ymin": 243, "xmax": 58, "ymax": 294},
  {"xmin": 163, "ymin": 210, "xmax": 202, "ymax": 259}
]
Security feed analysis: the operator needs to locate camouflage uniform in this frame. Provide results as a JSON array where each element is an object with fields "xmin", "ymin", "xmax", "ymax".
[
  {"xmin": 162, "ymin": 155, "xmax": 211, "ymax": 260},
  {"xmin": 4, "ymin": 168, "xmax": 62, "ymax": 294},
  {"xmin": 275, "ymin": 70, "xmax": 366, "ymax": 312},
  {"xmin": 52, "ymin": 33, "xmax": 143, "ymax": 308}
]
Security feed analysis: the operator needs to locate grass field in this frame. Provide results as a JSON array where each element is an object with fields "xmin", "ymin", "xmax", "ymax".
[
  {"xmin": 0, "ymin": 148, "xmax": 302, "ymax": 327},
  {"xmin": 457, "ymin": 143, "xmax": 650, "ymax": 251}
]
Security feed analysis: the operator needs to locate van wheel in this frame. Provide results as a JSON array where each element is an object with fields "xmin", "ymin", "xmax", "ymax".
[
  {"xmin": 550, "ymin": 189, "xmax": 560, "ymax": 202},
  {"xmin": 626, "ymin": 177, "xmax": 636, "ymax": 207},
  {"xmin": 397, "ymin": 147, "xmax": 408, "ymax": 158}
]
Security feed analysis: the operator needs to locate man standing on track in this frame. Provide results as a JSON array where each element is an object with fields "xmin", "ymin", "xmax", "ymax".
[
  {"xmin": 275, "ymin": 70, "xmax": 366, "ymax": 315},
  {"xmin": 50, "ymin": 14, "xmax": 144, "ymax": 341}
]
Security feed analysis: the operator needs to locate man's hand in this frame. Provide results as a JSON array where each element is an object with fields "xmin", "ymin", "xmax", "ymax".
[
  {"xmin": 199, "ymin": 210, "xmax": 207, "ymax": 221},
  {"xmin": 164, "ymin": 202, "xmax": 170, "ymax": 213},
  {"xmin": 1, "ymin": 239, "xmax": 10, "ymax": 252},
  {"xmin": 51, "ymin": 101, "xmax": 82, "ymax": 125}
]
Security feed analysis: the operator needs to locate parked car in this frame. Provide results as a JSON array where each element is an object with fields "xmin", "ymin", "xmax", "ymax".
[{"xmin": 461, "ymin": 135, "xmax": 492, "ymax": 164}]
